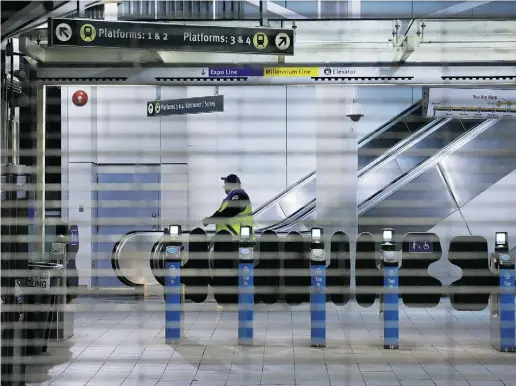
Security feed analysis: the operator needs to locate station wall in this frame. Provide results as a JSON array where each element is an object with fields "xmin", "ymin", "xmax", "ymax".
[{"xmin": 61, "ymin": 84, "xmax": 419, "ymax": 286}]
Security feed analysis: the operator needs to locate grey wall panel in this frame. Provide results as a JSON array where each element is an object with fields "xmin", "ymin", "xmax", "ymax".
[
  {"xmin": 215, "ymin": 86, "xmax": 287, "ymax": 212},
  {"xmin": 160, "ymin": 163, "xmax": 189, "ymax": 229},
  {"xmin": 64, "ymin": 86, "xmax": 95, "ymax": 163},
  {"xmin": 160, "ymin": 86, "xmax": 188, "ymax": 163},
  {"xmin": 67, "ymin": 162, "xmax": 94, "ymax": 287},
  {"xmin": 96, "ymin": 86, "xmax": 160, "ymax": 164},
  {"xmin": 286, "ymin": 85, "xmax": 316, "ymax": 186},
  {"xmin": 357, "ymin": 86, "xmax": 421, "ymax": 140}
]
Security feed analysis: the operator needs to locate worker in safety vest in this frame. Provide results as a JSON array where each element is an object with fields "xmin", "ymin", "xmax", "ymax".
[{"xmin": 202, "ymin": 174, "xmax": 253, "ymax": 236}]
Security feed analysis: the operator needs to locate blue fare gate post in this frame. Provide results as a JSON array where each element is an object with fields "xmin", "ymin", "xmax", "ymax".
[
  {"xmin": 381, "ymin": 228, "xmax": 399, "ymax": 350},
  {"xmin": 491, "ymin": 232, "xmax": 515, "ymax": 352},
  {"xmin": 238, "ymin": 226, "xmax": 254, "ymax": 346},
  {"xmin": 164, "ymin": 225, "xmax": 183, "ymax": 343},
  {"xmin": 310, "ymin": 227, "xmax": 326, "ymax": 348}
]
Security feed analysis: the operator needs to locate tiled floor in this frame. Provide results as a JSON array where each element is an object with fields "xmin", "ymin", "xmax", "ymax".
[{"xmin": 25, "ymin": 297, "xmax": 516, "ymax": 386}]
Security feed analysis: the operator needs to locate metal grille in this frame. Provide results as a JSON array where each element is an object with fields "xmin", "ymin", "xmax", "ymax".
[{"xmin": 117, "ymin": 0, "xmax": 243, "ymax": 20}]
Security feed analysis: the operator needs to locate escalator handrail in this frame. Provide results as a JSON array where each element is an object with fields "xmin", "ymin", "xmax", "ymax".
[
  {"xmin": 358, "ymin": 119, "xmax": 498, "ymax": 216},
  {"xmin": 258, "ymin": 116, "xmax": 446, "ymax": 231},
  {"xmin": 272, "ymin": 118, "xmax": 493, "ymax": 231},
  {"xmin": 252, "ymin": 100, "xmax": 424, "ymax": 218},
  {"xmin": 358, "ymin": 100, "xmax": 423, "ymax": 147},
  {"xmin": 358, "ymin": 118, "xmax": 447, "ymax": 178}
]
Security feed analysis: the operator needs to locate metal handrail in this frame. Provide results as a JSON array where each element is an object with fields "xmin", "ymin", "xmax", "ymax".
[
  {"xmin": 358, "ymin": 119, "xmax": 498, "ymax": 216},
  {"xmin": 252, "ymin": 100, "xmax": 425, "ymax": 217}
]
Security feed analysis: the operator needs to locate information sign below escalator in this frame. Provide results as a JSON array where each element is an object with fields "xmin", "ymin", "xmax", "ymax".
[{"xmin": 48, "ymin": 18, "xmax": 294, "ymax": 55}]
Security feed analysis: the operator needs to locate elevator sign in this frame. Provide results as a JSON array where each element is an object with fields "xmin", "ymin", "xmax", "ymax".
[{"xmin": 48, "ymin": 18, "xmax": 294, "ymax": 55}]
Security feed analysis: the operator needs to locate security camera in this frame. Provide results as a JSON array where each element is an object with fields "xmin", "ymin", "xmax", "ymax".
[{"xmin": 347, "ymin": 101, "xmax": 364, "ymax": 122}]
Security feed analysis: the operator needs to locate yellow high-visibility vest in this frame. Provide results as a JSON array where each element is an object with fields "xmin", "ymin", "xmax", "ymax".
[{"xmin": 215, "ymin": 189, "xmax": 253, "ymax": 236}]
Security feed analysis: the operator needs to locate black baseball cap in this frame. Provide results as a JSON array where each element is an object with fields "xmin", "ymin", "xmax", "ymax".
[{"xmin": 221, "ymin": 174, "xmax": 241, "ymax": 184}]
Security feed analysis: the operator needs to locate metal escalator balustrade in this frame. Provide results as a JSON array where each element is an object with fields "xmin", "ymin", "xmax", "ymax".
[
  {"xmin": 273, "ymin": 117, "xmax": 488, "ymax": 233},
  {"xmin": 253, "ymin": 100, "xmax": 435, "ymax": 230},
  {"xmin": 357, "ymin": 118, "xmax": 516, "ymax": 239}
]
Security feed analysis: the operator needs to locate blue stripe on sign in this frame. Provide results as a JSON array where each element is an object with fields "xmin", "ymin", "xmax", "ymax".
[
  {"xmin": 384, "ymin": 267, "xmax": 399, "ymax": 346},
  {"xmin": 311, "ymin": 265, "xmax": 326, "ymax": 346},
  {"xmin": 499, "ymin": 269, "xmax": 515, "ymax": 350},
  {"xmin": 209, "ymin": 68, "xmax": 263, "ymax": 77},
  {"xmin": 165, "ymin": 261, "xmax": 181, "ymax": 341},
  {"xmin": 238, "ymin": 263, "xmax": 254, "ymax": 343}
]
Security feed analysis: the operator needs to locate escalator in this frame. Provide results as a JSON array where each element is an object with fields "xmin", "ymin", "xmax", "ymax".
[
  {"xmin": 253, "ymin": 100, "xmax": 438, "ymax": 230},
  {"xmin": 266, "ymin": 116, "xmax": 485, "ymax": 232},
  {"xmin": 276, "ymin": 118, "xmax": 516, "ymax": 238},
  {"xmin": 358, "ymin": 118, "xmax": 516, "ymax": 237}
]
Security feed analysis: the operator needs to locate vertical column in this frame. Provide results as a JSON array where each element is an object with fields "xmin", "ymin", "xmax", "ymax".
[
  {"xmin": 315, "ymin": 86, "xmax": 358, "ymax": 279},
  {"xmin": 36, "ymin": 85, "xmax": 46, "ymax": 256}
]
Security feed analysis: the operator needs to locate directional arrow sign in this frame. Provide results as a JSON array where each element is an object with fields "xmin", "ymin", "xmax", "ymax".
[
  {"xmin": 275, "ymin": 32, "xmax": 291, "ymax": 51},
  {"xmin": 55, "ymin": 23, "xmax": 72, "ymax": 42},
  {"xmin": 48, "ymin": 18, "xmax": 294, "ymax": 55}
]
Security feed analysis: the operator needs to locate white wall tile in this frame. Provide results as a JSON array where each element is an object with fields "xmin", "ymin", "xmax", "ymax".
[{"xmin": 96, "ymin": 86, "xmax": 160, "ymax": 164}]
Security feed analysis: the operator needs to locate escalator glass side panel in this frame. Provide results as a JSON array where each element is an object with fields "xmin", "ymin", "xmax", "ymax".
[
  {"xmin": 212, "ymin": 230, "xmax": 238, "ymax": 305},
  {"xmin": 449, "ymin": 236, "xmax": 495, "ymax": 311},
  {"xmin": 184, "ymin": 228, "xmax": 209, "ymax": 303},
  {"xmin": 327, "ymin": 231, "xmax": 351, "ymax": 306},
  {"xmin": 357, "ymin": 160, "xmax": 404, "ymax": 205},
  {"xmin": 395, "ymin": 120, "xmax": 468, "ymax": 173},
  {"xmin": 400, "ymin": 232, "xmax": 442, "ymax": 308},
  {"xmin": 357, "ymin": 123, "xmax": 411, "ymax": 170},
  {"xmin": 438, "ymin": 119, "xmax": 516, "ymax": 207},
  {"xmin": 355, "ymin": 232, "xmax": 380, "ymax": 307},
  {"xmin": 358, "ymin": 167, "xmax": 457, "ymax": 237},
  {"xmin": 255, "ymin": 230, "xmax": 280, "ymax": 304}
]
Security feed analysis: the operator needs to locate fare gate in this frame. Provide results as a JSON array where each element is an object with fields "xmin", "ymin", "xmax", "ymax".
[{"xmin": 149, "ymin": 226, "xmax": 515, "ymax": 351}]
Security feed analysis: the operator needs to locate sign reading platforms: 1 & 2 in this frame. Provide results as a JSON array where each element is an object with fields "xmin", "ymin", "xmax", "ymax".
[{"xmin": 49, "ymin": 18, "xmax": 294, "ymax": 56}]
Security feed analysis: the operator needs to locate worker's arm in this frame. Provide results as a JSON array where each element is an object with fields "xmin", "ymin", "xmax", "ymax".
[{"xmin": 202, "ymin": 192, "xmax": 250, "ymax": 225}]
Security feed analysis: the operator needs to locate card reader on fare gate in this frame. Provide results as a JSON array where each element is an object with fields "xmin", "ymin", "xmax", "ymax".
[
  {"xmin": 310, "ymin": 227, "xmax": 325, "ymax": 262},
  {"xmin": 310, "ymin": 227, "xmax": 326, "ymax": 348},
  {"xmin": 239, "ymin": 226, "xmax": 254, "ymax": 261},
  {"xmin": 381, "ymin": 228, "xmax": 397, "ymax": 266},
  {"xmin": 495, "ymin": 232, "xmax": 513, "ymax": 267},
  {"xmin": 381, "ymin": 228, "xmax": 399, "ymax": 350},
  {"xmin": 490, "ymin": 231, "xmax": 515, "ymax": 352},
  {"xmin": 238, "ymin": 226, "xmax": 254, "ymax": 346},
  {"xmin": 164, "ymin": 224, "xmax": 184, "ymax": 343}
]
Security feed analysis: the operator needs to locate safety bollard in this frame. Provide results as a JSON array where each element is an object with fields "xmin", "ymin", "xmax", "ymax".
[
  {"xmin": 164, "ymin": 225, "xmax": 183, "ymax": 343},
  {"xmin": 238, "ymin": 226, "xmax": 254, "ymax": 346},
  {"xmin": 490, "ymin": 232, "xmax": 515, "ymax": 352},
  {"xmin": 381, "ymin": 228, "xmax": 399, "ymax": 350},
  {"xmin": 310, "ymin": 227, "xmax": 326, "ymax": 348}
]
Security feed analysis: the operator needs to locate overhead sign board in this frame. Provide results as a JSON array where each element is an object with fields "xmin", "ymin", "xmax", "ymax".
[
  {"xmin": 425, "ymin": 87, "xmax": 516, "ymax": 119},
  {"xmin": 207, "ymin": 68, "xmax": 263, "ymax": 77},
  {"xmin": 263, "ymin": 67, "xmax": 319, "ymax": 77},
  {"xmin": 147, "ymin": 95, "xmax": 224, "ymax": 117},
  {"xmin": 48, "ymin": 18, "xmax": 294, "ymax": 55}
]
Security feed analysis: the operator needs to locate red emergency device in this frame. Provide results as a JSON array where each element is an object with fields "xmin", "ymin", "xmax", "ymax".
[{"xmin": 72, "ymin": 90, "xmax": 88, "ymax": 106}]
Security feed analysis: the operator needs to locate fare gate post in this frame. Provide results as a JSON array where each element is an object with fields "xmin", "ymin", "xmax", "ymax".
[
  {"xmin": 310, "ymin": 227, "xmax": 326, "ymax": 348},
  {"xmin": 164, "ymin": 225, "xmax": 184, "ymax": 344},
  {"xmin": 381, "ymin": 228, "xmax": 399, "ymax": 350},
  {"xmin": 490, "ymin": 232, "xmax": 515, "ymax": 352},
  {"xmin": 238, "ymin": 226, "xmax": 254, "ymax": 346}
]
